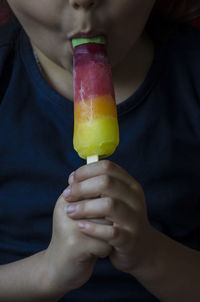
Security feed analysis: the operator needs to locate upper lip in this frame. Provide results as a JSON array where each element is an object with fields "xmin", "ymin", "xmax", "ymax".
[{"xmin": 69, "ymin": 31, "xmax": 105, "ymax": 40}]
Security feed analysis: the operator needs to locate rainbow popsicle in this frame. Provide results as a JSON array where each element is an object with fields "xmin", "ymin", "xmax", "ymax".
[{"xmin": 72, "ymin": 36, "xmax": 119, "ymax": 163}]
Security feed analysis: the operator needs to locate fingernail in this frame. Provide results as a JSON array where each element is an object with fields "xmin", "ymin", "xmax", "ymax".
[
  {"xmin": 63, "ymin": 187, "xmax": 71, "ymax": 198},
  {"xmin": 68, "ymin": 172, "xmax": 75, "ymax": 184},
  {"xmin": 66, "ymin": 204, "xmax": 76, "ymax": 214},
  {"xmin": 79, "ymin": 222, "xmax": 87, "ymax": 229}
]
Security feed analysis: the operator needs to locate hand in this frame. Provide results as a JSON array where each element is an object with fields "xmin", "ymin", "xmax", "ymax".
[
  {"xmin": 64, "ymin": 160, "xmax": 153, "ymax": 275},
  {"xmin": 44, "ymin": 190, "xmax": 112, "ymax": 298}
]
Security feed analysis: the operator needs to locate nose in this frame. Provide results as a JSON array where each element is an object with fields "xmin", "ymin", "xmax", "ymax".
[{"xmin": 70, "ymin": 0, "xmax": 96, "ymax": 10}]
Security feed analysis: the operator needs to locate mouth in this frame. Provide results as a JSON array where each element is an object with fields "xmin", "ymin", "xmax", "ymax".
[
  {"xmin": 69, "ymin": 30, "xmax": 106, "ymax": 40},
  {"xmin": 68, "ymin": 31, "xmax": 107, "ymax": 54}
]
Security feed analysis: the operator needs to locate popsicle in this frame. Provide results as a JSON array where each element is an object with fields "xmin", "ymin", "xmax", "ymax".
[{"xmin": 72, "ymin": 36, "xmax": 119, "ymax": 164}]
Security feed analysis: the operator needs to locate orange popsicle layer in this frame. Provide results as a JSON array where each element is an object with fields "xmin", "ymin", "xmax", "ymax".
[{"xmin": 74, "ymin": 95, "xmax": 117, "ymax": 122}]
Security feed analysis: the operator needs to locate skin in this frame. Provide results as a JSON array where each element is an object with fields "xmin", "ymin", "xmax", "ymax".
[
  {"xmin": 64, "ymin": 160, "xmax": 150, "ymax": 274},
  {"xmin": 7, "ymin": 0, "xmax": 155, "ymax": 103},
  {"xmin": 2, "ymin": 1, "xmax": 200, "ymax": 301}
]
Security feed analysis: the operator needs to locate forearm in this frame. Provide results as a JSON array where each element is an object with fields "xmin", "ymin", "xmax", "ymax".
[
  {"xmin": 0, "ymin": 250, "xmax": 63, "ymax": 302},
  {"xmin": 132, "ymin": 226, "xmax": 200, "ymax": 302}
]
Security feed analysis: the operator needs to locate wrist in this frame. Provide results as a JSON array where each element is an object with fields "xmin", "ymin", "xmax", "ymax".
[
  {"xmin": 38, "ymin": 249, "xmax": 67, "ymax": 301},
  {"xmin": 129, "ymin": 224, "xmax": 200, "ymax": 301},
  {"xmin": 34, "ymin": 249, "xmax": 66, "ymax": 302},
  {"xmin": 130, "ymin": 224, "xmax": 164, "ymax": 279}
]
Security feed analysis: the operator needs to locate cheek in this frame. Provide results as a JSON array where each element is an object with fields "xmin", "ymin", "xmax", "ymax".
[
  {"xmin": 7, "ymin": 0, "xmax": 68, "ymax": 33},
  {"xmin": 8, "ymin": 0, "xmax": 73, "ymax": 69},
  {"xmin": 109, "ymin": 0, "xmax": 155, "ymax": 34},
  {"xmin": 106, "ymin": 0, "xmax": 155, "ymax": 66}
]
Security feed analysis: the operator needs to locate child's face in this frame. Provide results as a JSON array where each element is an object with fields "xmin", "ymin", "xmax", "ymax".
[{"xmin": 7, "ymin": 0, "xmax": 155, "ymax": 71}]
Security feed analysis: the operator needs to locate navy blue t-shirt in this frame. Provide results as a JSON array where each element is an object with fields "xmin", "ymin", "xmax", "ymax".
[{"xmin": 0, "ymin": 18, "xmax": 200, "ymax": 301}]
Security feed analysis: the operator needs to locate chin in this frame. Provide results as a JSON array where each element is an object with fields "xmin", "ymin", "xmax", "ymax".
[{"xmin": 60, "ymin": 56, "xmax": 73, "ymax": 73}]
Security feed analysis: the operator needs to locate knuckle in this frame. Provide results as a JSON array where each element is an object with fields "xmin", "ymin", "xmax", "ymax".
[
  {"xmin": 104, "ymin": 197, "xmax": 115, "ymax": 213},
  {"xmin": 127, "ymin": 222, "xmax": 140, "ymax": 243},
  {"xmin": 97, "ymin": 243, "xmax": 112, "ymax": 258},
  {"xmin": 110, "ymin": 226, "xmax": 119, "ymax": 240},
  {"xmin": 72, "ymin": 168, "xmax": 81, "ymax": 182},
  {"xmin": 100, "ymin": 175, "xmax": 112, "ymax": 190},
  {"xmin": 132, "ymin": 180, "xmax": 143, "ymax": 194},
  {"xmin": 101, "ymin": 160, "xmax": 113, "ymax": 173}
]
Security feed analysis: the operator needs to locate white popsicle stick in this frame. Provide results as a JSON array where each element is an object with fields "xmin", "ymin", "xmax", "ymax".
[{"xmin": 87, "ymin": 155, "xmax": 99, "ymax": 164}]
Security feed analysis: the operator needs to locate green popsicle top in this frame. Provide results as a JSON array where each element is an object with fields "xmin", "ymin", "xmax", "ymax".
[{"xmin": 72, "ymin": 36, "xmax": 106, "ymax": 49}]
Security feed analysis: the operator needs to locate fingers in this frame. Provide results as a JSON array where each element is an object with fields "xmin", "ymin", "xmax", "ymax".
[
  {"xmin": 63, "ymin": 174, "xmax": 137, "ymax": 208},
  {"xmin": 54, "ymin": 196, "xmax": 112, "ymax": 259},
  {"xmin": 68, "ymin": 160, "xmax": 139, "ymax": 190},
  {"xmin": 61, "ymin": 160, "xmax": 147, "ymax": 256},
  {"xmin": 66, "ymin": 197, "xmax": 113, "ymax": 225},
  {"xmin": 64, "ymin": 195, "xmax": 135, "ymax": 250},
  {"xmin": 66, "ymin": 197, "xmax": 134, "ymax": 225},
  {"xmin": 64, "ymin": 160, "xmax": 145, "ymax": 212},
  {"xmin": 78, "ymin": 220, "xmax": 130, "ymax": 249},
  {"xmin": 65, "ymin": 174, "xmax": 115, "ymax": 201}
]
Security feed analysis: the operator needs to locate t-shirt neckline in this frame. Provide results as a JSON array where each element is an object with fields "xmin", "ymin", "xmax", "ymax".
[{"xmin": 20, "ymin": 28, "xmax": 164, "ymax": 116}]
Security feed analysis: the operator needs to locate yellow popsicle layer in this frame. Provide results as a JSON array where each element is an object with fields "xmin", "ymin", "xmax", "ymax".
[{"xmin": 73, "ymin": 116, "xmax": 119, "ymax": 159}]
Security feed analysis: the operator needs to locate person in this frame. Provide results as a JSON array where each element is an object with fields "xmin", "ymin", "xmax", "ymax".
[{"xmin": 0, "ymin": 0, "xmax": 200, "ymax": 301}]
